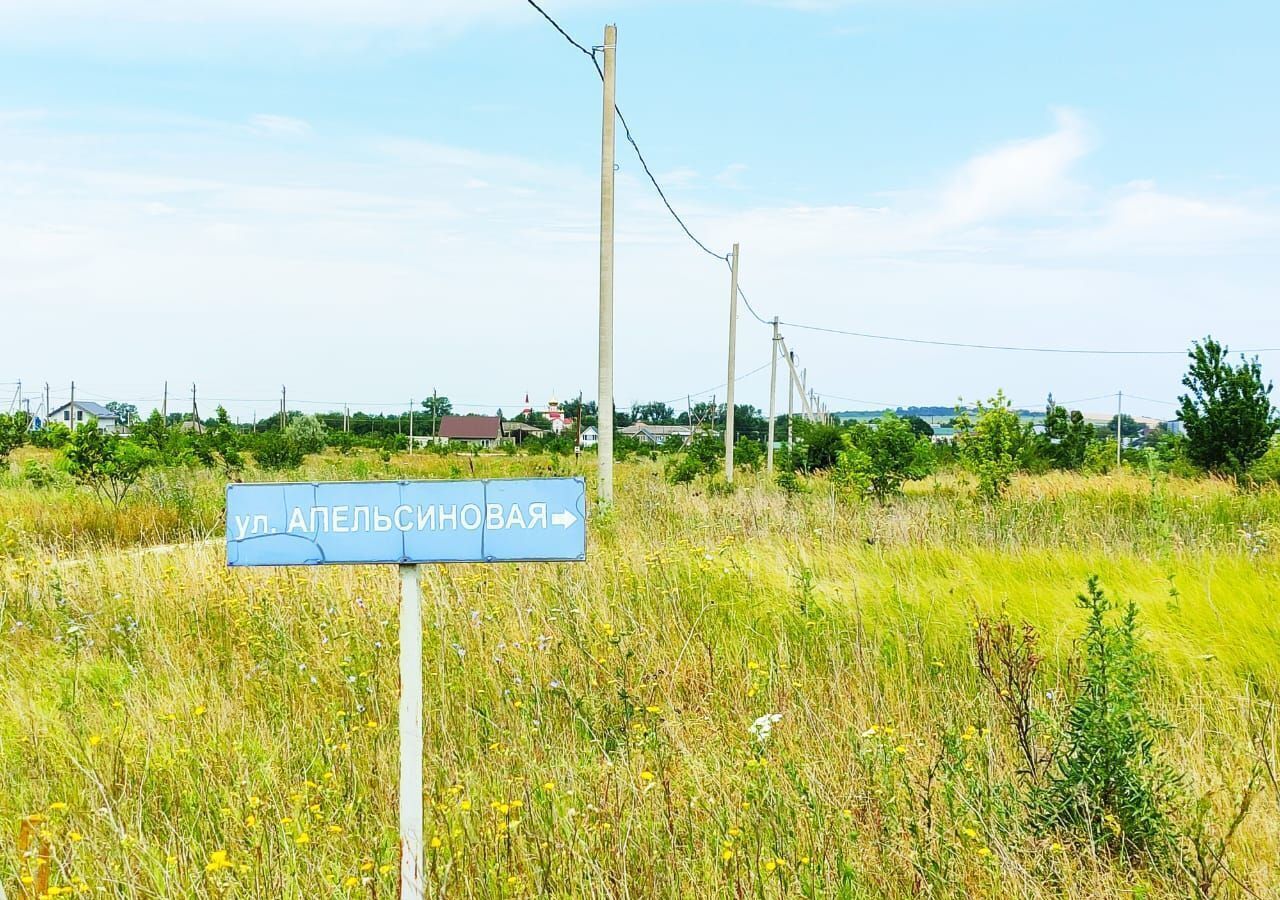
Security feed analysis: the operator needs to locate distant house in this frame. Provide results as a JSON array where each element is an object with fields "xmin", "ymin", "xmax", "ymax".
[
  {"xmin": 502, "ymin": 421, "xmax": 548, "ymax": 445},
  {"xmin": 579, "ymin": 425, "xmax": 599, "ymax": 448},
  {"xmin": 47, "ymin": 400, "xmax": 125, "ymax": 434},
  {"xmin": 619, "ymin": 422, "xmax": 694, "ymax": 446},
  {"xmin": 1161, "ymin": 419, "xmax": 1185, "ymax": 436},
  {"xmin": 437, "ymin": 415, "xmax": 503, "ymax": 448}
]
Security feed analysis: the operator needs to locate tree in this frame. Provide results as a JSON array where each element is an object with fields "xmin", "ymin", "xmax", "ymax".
[
  {"xmin": 194, "ymin": 406, "xmax": 245, "ymax": 477},
  {"xmin": 1043, "ymin": 403, "xmax": 1097, "ymax": 470},
  {"xmin": 64, "ymin": 424, "xmax": 156, "ymax": 507},
  {"xmin": 955, "ymin": 391, "xmax": 1032, "ymax": 499},
  {"xmin": 1103, "ymin": 414, "xmax": 1143, "ymax": 442},
  {"xmin": 130, "ymin": 410, "xmax": 194, "ymax": 466},
  {"xmin": 904, "ymin": 415, "xmax": 934, "ymax": 439},
  {"xmin": 836, "ymin": 412, "xmax": 934, "ymax": 501},
  {"xmin": 105, "ymin": 401, "xmax": 140, "ymax": 426},
  {"xmin": 792, "ymin": 421, "xmax": 844, "ymax": 471},
  {"xmin": 420, "ymin": 395, "xmax": 453, "ymax": 434},
  {"xmin": 631, "ymin": 401, "xmax": 675, "ymax": 424},
  {"xmin": 1177, "ymin": 337, "xmax": 1277, "ymax": 475},
  {"xmin": 0, "ymin": 411, "xmax": 32, "ymax": 464},
  {"xmin": 254, "ymin": 432, "xmax": 305, "ymax": 471},
  {"xmin": 285, "ymin": 414, "xmax": 327, "ymax": 454}
]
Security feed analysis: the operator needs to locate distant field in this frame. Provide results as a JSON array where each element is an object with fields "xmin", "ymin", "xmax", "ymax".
[{"xmin": 2, "ymin": 453, "xmax": 1277, "ymax": 898}]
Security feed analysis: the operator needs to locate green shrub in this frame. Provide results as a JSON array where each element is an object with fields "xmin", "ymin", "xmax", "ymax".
[
  {"xmin": 1036, "ymin": 577, "xmax": 1179, "ymax": 857},
  {"xmin": 955, "ymin": 391, "xmax": 1032, "ymax": 499},
  {"xmin": 255, "ymin": 432, "xmax": 305, "ymax": 471},
  {"xmin": 21, "ymin": 459, "xmax": 62, "ymax": 489}
]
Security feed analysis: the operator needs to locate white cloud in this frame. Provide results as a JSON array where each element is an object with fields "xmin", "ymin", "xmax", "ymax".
[
  {"xmin": 935, "ymin": 108, "xmax": 1091, "ymax": 227},
  {"xmin": 2, "ymin": 107, "xmax": 1277, "ymax": 419},
  {"xmin": 248, "ymin": 114, "xmax": 311, "ymax": 137},
  {"xmin": 0, "ymin": 0, "xmax": 516, "ymax": 27}
]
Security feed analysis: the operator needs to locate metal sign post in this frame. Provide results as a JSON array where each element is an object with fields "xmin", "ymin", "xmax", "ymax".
[{"xmin": 226, "ymin": 477, "xmax": 587, "ymax": 900}]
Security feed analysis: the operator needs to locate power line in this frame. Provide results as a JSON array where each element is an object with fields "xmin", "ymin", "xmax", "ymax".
[
  {"xmin": 525, "ymin": 3, "xmax": 742, "ymax": 268},
  {"xmin": 779, "ymin": 319, "xmax": 1280, "ymax": 356},
  {"xmin": 660, "ymin": 359, "xmax": 774, "ymax": 406}
]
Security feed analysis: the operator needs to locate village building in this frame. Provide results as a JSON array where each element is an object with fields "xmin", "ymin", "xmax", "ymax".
[
  {"xmin": 46, "ymin": 400, "xmax": 125, "ymax": 434},
  {"xmin": 618, "ymin": 422, "xmax": 694, "ymax": 446},
  {"xmin": 436, "ymin": 415, "xmax": 504, "ymax": 448}
]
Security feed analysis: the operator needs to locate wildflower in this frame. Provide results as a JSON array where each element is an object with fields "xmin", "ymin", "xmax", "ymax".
[
  {"xmin": 193, "ymin": 705, "xmax": 207, "ymax": 717},
  {"xmin": 721, "ymin": 848, "xmax": 734, "ymax": 861},
  {"xmin": 48, "ymin": 802, "xmax": 68, "ymax": 812},
  {"xmin": 245, "ymin": 815, "xmax": 257, "ymax": 828},
  {"xmin": 640, "ymin": 770, "xmax": 655, "ymax": 782},
  {"xmin": 205, "ymin": 850, "xmax": 233, "ymax": 873},
  {"xmin": 343, "ymin": 876, "xmax": 359, "ymax": 887},
  {"xmin": 1050, "ymin": 842, "xmax": 1064, "ymax": 853},
  {"xmin": 542, "ymin": 782, "xmax": 555, "ymax": 792},
  {"xmin": 69, "ymin": 831, "xmax": 83, "ymax": 842},
  {"xmin": 295, "ymin": 832, "xmax": 311, "ymax": 846},
  {"xmin": 977, "ymin": 847, "xmax": 992, "ymax": 858},
  {"xmin": 430, "ymin": 835, "xmax": 442, "ymax": 849},
  {"xmin": 749, "ymin": 712, "xmax": 783, "ymax": 744},
  {"xmin": 88, "ymin": 735, "xmax": 102, "ymax": 748},
  {"xmin": 327, "ymin": 824, "xmax": 343, "ymax": 834},
  {"xmin": 645, "ymin": 705, "xmax": 661, "ymax": 714}
]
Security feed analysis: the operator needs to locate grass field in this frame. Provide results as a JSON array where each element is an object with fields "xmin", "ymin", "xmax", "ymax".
[{"xmin": 2, "ymin": 451, "xmax": 1277, "ymax": 898}]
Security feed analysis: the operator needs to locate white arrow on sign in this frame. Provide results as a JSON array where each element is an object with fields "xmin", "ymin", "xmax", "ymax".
[{"xmin": 551, "ymin": 509, "xmax": 577, "ymax": 529}]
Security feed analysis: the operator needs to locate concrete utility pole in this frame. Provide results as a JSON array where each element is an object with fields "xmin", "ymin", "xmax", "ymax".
[
  {"xmin": 45, "ymin": 383, "xmax": 50, "ymax": 423},
  {"xmin": 723, "ymin": 243, "xmax": 740, "ymax": 482},
  {"xmin": 280, "ymin": 385, "xmax": 287, "ymax": 431},
  {"xmin": 69, "ymin": 381, "xmax": 75, "ymax": 427},
  {"xmin": 786, "ymin": 353, "xmax": 794, "ymax": 451},
  {"xmin": 431, "ymin": 388, "xmax": 439, "ymax": 439},
  {"xmin": 596, "ymin": 23, "xmax": 617, "ymax": 506},
  {"xmin": 162, "ymin": 381, "xmax": 168, "ymax": 422},
  {"xmin": 191, "ymin": 383, "xmax": 198, "ymax": 430},
  {"xmin": 766, "ymin": 316, "xmax": 780, "ymax": 473},
  {"xmin": 1116, "ymin": 391, "xmax": 1123, "ymax": 468},
  {"xmin": 409, "ymin": 399, "xmax": 415, "ymax": 454}
]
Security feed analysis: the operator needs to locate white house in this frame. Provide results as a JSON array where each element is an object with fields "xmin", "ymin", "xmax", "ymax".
[
  {"xmin": 47, "ymin": 401, "xmax": 125, "ymax": 433},
  {"xmin": 579, "ymin": 425, "xmax": 599, "ymax": 448},
  {"xmin": 618, "ymin": 422, "xmax": 694, "ymax": 446}
]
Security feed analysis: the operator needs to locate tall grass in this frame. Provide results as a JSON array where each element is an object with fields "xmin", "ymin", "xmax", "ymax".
[{"xmin": 1, "ymin": 458, "xmax": 1276, "ymax": 897}]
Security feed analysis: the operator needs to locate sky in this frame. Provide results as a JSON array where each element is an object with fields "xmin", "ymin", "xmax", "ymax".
[{"xmin": 2, "ymin": 0, "xmax": 1277, "ymax": 423}]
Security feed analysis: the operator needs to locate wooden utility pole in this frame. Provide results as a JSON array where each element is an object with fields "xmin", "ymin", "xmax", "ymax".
[
  {"xmin": 409, "ymin": 399, "xmax": 415, "ymax": 454},
  {"xmin": 597, "ymin": 23, "xmax": 617, "ymax": 506},
  {"xmin": 190, "ymin": 383, "xmax": 199, "ymax": 430},
  {"xmin": 766, "ymin": 316, "xmax": 779, "ymax": 472},
  {"xmin": 162, "ymin": 381, "xmax": 168, "ymax": 422},
  {"xmin": 45, "ymin": 383, "xmax": 50, "ymax": 424},
  {"xmin": 723, "ymin": 242, "xmax": 740, "ymax": 482},
  {"xmin": 69, "ymin": 381, "xmax": 75, "ymax": 427},
  {"xmin": 280, "ymin": 385, "xmax": 287, "ymax": 431},
  {"xmin": 431, "ymin": 388, "xmax": 439, "ymax": 439}
]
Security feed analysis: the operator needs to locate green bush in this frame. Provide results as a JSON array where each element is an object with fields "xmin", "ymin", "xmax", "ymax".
[
  {"xmin": 1036, "ymin": 577, "xmax": 1179, "ymax": 857},
  {"xmin": 255, "ymin": 432, "xmax": 305, "ymax": 471},
  {"xmin": 838, "ymin": 412, "xmax": 933, "ymax": 502},
  {"xmin": 955, "ymin": 391, "xmax": 1032, "ymax": 499}
]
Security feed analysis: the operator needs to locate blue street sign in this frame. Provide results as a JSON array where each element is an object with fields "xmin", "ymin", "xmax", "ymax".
[{"xmin": 226, "ymin": 477, "xmax": 586, "ymax": 566}]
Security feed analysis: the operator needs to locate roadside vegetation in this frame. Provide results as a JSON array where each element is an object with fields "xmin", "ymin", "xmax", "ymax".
[{"xmin": 1, "ymin": 338, "xmax": 1278, "ymax": 897}]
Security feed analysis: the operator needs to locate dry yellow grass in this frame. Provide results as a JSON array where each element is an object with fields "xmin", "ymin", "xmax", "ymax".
[{"xmin": 1, "ymin": 457, "xmax": 1277, "ymax": 897}]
